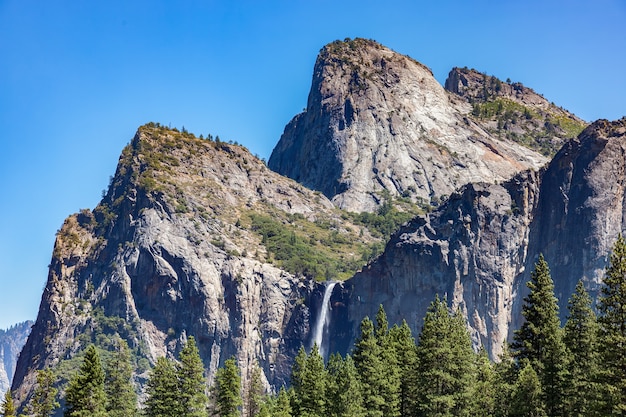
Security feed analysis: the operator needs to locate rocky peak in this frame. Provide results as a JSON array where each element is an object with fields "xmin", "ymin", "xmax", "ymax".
[
  {"xmin": 445, "ymin": 67, "xmax": 587, "ymax": 156},
  {"xmin": 12, "ymin": 124, "xmax": 382, "ymax": 412},
  {"xmin": 269, "ymin": 38, "xmax": 548, "ymax": 213}
]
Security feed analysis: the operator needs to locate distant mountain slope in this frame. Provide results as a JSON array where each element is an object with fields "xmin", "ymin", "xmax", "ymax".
[
  {"xmin": 0, "ymin": 321, "xmax": 32, "ymax": 399},
  {"xmin": 445, "ymin": 67, "xmax": 587, "ymax": 156},
  {"xmin": 269, "ymin": 38, "xmax": 549, "ymax": 212}
]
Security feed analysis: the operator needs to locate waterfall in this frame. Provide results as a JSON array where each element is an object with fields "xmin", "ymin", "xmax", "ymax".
[{"xmin": 311, "ymin": 281, "xmax": 338, "ymax": 359}]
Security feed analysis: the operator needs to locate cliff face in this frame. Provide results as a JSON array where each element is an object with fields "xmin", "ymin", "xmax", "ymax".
[
  {"xmin": 12, "ymin": 125, "xmax": 377, "ymax": 410},
  {"xmin": 0, "ymin": 321, "xmax": 32, "ymax": 399},
  {"xmin": 269, "ymin": 39, "xmax": 548, "ymax": 212},
  {"xmin": 333, "ymin": 118, "xmax": 626, "ymax": 358},
  {"xmin": 445, "ymin": 67, "xmax": 587, "ymax": 156}
]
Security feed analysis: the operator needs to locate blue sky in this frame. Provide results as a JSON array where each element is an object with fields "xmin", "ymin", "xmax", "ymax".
[{"xmin": 1, "ymin": 0, "xmax": 625, "ymax": 330}]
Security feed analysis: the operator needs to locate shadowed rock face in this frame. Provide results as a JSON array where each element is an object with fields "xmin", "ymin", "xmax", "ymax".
[
  {"xmin": 269, "ymin": 38, "xmax": 548, "ymax": 212},
  {"xmin": 333, "ymin": 118, "xmax": 626, "ymax": 358}
]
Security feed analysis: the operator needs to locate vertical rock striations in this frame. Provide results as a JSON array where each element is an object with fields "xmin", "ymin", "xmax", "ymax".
[
  {"xmin": 335, "ymin": 118, "xmax": 626, "ymax": 358},
  {"xmin": 269, "ymin": 38, "xmax": 548, "ymax": 212},
  {"xmin": 12, "ymin": 125, "xmax": 374, "ymax": 411}
]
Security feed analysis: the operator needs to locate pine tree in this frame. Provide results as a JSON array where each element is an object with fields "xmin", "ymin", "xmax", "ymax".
[
  {"xmin": 290, "ymin": 344, "xmax": 326, "ymax": 417},
  {"xmin": 244, "ymin": 362, "xmax": 264, "ymax": 417},
  {"xmin": 1, "ymin": 390, "xmax": 16, "ymax": 416},
  {"xmin": 352, "ymin": 317, "xmax": 385, "ymax": 417},
  {"xmin": 213, "ymin": 357, "xmax": 242, "ymax": 417},
  {"xmin": 510, "ymin": 362, "xmax": 547, "ymax": 417},
  {"xmin": 64, "ymin": 345, "xmax": 107, "ymax": 417},
  {"xmin": 492, "ymin": 344, "xmax": 516, "ymax": 417},
  {"xmin": 325, "ymin": 354, "xmax": 365, "ymax": 417},
  {"xmin": 511, "ymin": 255, "xmax": 567, "ymax": 416},
  {"xmin": 177, "ymin": 336, "xmax": 208, "ymax": 417},
  {"xmin": 471, "ymin": 348, "xmax": 496, "ymax": 417},
  {"xmin": 414, "ymin": 296, "xmax": 476, "ymax": 417},
  {"xmin": 597, "ymin": 234, "xmax": 626, "ymax": 415},
  {"xmin": 373, "ymin": 306, "xmax": 400, "ymax": 417},
  {"xmin": 104, "ymin": 338, "xmax": 137, "ymax": 417},
  {"xmin": 563, "ymin": 280, "xmax": 600, "ymax": 416},
  {"xmin": 144, "ymin": 357, "xmax": 181, "ymax": 417},
  {"xmin": 31, "ymin": 369, "xmax": 59, "ymax": 417},
  {"xmin": 388, "ymin": 321, "xmax": 418, "ymax": 417},
  {"xmin": 259, "ymin": 387, "xmax": 292, "ymax": 417}
]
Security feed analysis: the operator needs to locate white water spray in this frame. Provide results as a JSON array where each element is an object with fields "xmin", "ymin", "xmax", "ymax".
[{"xmin": 312, "ymin": 281, "xmax": 338, "ymax": 359}]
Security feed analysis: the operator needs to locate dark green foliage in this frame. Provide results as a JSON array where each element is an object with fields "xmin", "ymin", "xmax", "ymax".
[
  {"xmin": 512, "ymin": 255, "xmax": 567, "ymax": 416},
  {"xmin": 258, "ymin": 387, "xmax": 292, "ymax": 417},
  {"xmin": 1, "ymin": 390, "xmax": 15, "ymax": 416},
  {"xmin": 414, "ymin": 297, "xmax": 476, "ymax": 417},
  {"xmin": 144, "ymin": 357, "xmax": 180, "ymax": 417},
  {"xmin": 471, "ymin": 349, "xmax": 497, "ymax": 417},
  {"xmin": 597, "ymin": 234, "xmax": 626, "ymax": 415},
  {"xmin": 244, "ymin": 363, "xmax": 264, "ymax": 417},
  {"xmin": 388, "ymin": 321, "xmax": 418, "ymax": 417},
  {"xmin": 64, "ymin": 345, "xmax": 107, "ymax": 417},
  {"xmin": 325, "ymin": 354, "xmax": 365, "ymax": 417},
  {"xmin": 249, "ymin": 213, "xmax": 365, "ymax": 280},
  {"xmin": 31, "ymin": 369, "xmax": 59, "ymax": 417},
  {"xmin": 104, "ymin": 338, "xmax": 137, "ymax": 417},
  {"xmin": 510, "ymin": 362, "xmax": 547, "ymax": 417},
  {"xmin": 564, "ymin": 280, "xmax": 600, "ymax": 416},
  {"xmin": 177, "ymin": 336, "xmax": 208, "ymax": 417},
  {"xmin": 373, "ymin": 306, "xmax": 400, "ymax": 417},
  {"xmin": 352, "ymin": 317, "xmax": 386, "ymax": 417},
  {"xmin": 213, "ymin": 357, "xmax": 242, "ymax": 417},
  {"xmin": 290, "ymin": 345, "xmax": 326, "ymax": 417}
]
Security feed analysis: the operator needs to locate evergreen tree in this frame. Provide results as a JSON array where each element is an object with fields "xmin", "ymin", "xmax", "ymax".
[
  {"xmin": 144, "ymin": 357, "xmax": 181, "ymax": 417},
  {"xmin": 1, "ymin": 390, "xmax": 15, "ymax": 416},
  {"xmin": 290, "ymin": 344, "xmax": 326, "ymax": 417},
  {"xmin": 511, "ymin": 255, "xmax": 567, "ymax": 416},
  {"xmin": 373, "ymin": 306, "xmax": 400, "ymax": 417},
  {"xmin": 31, "ymin": 369, "xmax": 59, "ymax": 417},
  {"xmin": 259, "ymin": 387, "xmax": 292, "ymax": 417},
  {"xmin": 414, "ymin": 296, "xmax": 476, "ymax": 417},
  {"xmin": 352, "ymin": 317, "xmax": 385, "ymax": 417},
  {"xmin": 492, "ymin": 344, "xmax": 516, "ymax": 417},
  {"xmin": 64, "ymin": 345, "xmax": 107, "ymax": 417},
  {"xmin": 563, "ymin": 280, "xmax": 600, "ymax": 416},
  {"xmin": 510, "ymin": 362, "xmax": 547, "ymax": 417},
  {"xmin": 244, "ymin": 362, "xmax": 264, "ymax": 417},
  {"xmin": 213, "ymin": 357, "xmax": 242, "ymax": 417},
  {"xmin": 325, "ymin": 354, "xmax": 365, "ymax": 417},
  {"xmin": 105, "ymin": 338, "xmax": 137, "ymax": 417},
  {"xmin": 597, "ymin": 234, "xmax": 626, "ymax": 415},
  {"xmin": 471, "ymin": 348, "xmax": 496, "ymax": 417},
  {"xmin": 388, "ymin": 321, "xmax": 418, "ymax": 417},
  {"xmin": 177, "ymin": 336, "xmax": 208, "ymax": 417}
]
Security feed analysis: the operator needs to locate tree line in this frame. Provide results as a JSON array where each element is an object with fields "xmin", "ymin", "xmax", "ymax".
[{"xmin": 3, "ymin": 236, "xmax": 626, "ymax": 416}]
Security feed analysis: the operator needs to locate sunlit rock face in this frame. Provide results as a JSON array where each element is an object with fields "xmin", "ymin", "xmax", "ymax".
[
  {"xmin": 270, "ymin": 38, "xmax": 547, "ymax": 213},
  {"xmin": 334, "ymin": 118, "xmax": 626, "ymax": 359}
]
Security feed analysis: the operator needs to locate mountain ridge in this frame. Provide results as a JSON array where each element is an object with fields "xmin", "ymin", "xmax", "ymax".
[{"xmin": 10, "ymin": 38, "xmax": 620, "ymax": 414}]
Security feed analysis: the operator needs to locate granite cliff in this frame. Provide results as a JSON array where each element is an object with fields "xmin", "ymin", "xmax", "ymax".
[
  {"xmin": 11, "ymin": 38, "xmax": 620, "ymax": 414},
  {"xmin": 329, "ymin": 118, "xmax": 626, "ymax": 359},
  {"xmin": 269, "ymin": 39, "xmax": 560, "ymax": 213},
  {"xmin": 12, "ymin": 124, "xmax": 380, "ymax": 411},
  {"xmin": 0, "ymin": 321, "xmax": 32, "ymax": 399}
]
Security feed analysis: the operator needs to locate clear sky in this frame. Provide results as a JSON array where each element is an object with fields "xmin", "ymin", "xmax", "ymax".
[{"xmin": 1, "ymin": 0, "xmax": 625, "ymax": 330}]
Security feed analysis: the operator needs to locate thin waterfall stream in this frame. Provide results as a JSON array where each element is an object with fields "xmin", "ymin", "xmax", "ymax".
[{"xmin": 311, "ymin": 281, "xmax": 338, "ymax": 359}]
